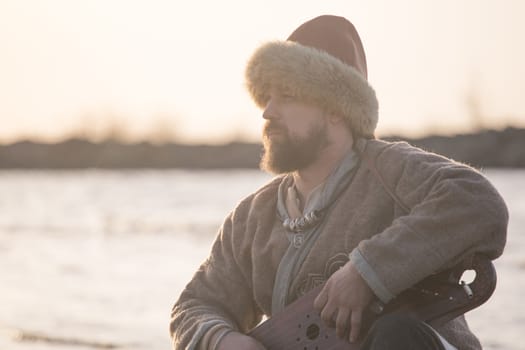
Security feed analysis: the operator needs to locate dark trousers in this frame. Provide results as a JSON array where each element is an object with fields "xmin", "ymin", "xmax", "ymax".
[{"xmin": 361, "ymin": 314, "xmax": 447, "ymax": 350}]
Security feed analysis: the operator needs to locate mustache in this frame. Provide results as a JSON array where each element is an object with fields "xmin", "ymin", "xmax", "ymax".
[{"xmin": 263, "ymin": 121, "xmax": 287, "ymax": 136}]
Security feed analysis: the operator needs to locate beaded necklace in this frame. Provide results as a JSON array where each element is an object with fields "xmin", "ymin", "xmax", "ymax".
[{"xmin": 276, "ymin": 149, "xmax": 359, "ymax": 241}]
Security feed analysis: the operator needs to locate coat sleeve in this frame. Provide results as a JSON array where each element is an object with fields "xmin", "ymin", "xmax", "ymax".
[
  {"xmin": 350, "ymin": 142, "xmax": 508, "ymax": 303},
  {"xmin": 170, "ymin": 205, "xmax": 263, "ymax": 349}
]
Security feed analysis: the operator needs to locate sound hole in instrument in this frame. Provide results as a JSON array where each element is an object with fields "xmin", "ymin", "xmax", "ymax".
[
  {"xmin": 306, "ymin": 323, "xmax": 320, "ymax": 340},
  {"xmin": 294, "ymin": 313, "xmax": 333, "ymax": 349}
]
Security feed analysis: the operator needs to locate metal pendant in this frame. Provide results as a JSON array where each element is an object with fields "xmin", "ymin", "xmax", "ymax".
[{"xmin": 292, "ymin": 234, "xmax": 304, "ymax": 248}]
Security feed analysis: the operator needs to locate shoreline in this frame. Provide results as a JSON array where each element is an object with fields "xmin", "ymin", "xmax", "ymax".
[{"xmin": 1, "ymin": 127, "xmax": 524, "ymax": 169}]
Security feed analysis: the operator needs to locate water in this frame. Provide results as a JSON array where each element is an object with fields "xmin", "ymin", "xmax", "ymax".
[{"xmin": 0, "ymin": 169, "xmax": 523, "ymax": 350}]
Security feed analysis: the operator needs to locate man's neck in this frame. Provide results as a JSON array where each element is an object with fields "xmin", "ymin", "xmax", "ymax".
[{"xmin": 292, "ymin": 139, "xmax": 353, "ymax": 202}]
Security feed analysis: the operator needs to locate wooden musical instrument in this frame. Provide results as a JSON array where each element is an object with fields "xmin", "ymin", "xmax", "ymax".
[{"xmin": 249, "ymin": 254, "xmax": 496, "ymax": 350}]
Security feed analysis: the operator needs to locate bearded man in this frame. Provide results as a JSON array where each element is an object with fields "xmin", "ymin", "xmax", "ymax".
[{"xmin": 170, "ymin": 15, "xmax": 507, "ymax": 350}]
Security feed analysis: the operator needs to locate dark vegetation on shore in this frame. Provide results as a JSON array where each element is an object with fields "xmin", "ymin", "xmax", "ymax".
[{"xmin": 0, "ymin": 127, "xmax": 524, "ymax": 169}]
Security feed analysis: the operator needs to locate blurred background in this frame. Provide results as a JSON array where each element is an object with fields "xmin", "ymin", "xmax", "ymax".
[
  {"xmin": 0, "ymin": 1, "xmax": 524, "ymax": 349},
  {"xmin": 1, "ymin": 0, "xmax": 524, "ymax": 144}
]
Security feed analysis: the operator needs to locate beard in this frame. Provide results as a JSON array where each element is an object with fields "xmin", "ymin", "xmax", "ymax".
[{"xmin": 260, "ymin": 119, "xmax": 329, "ymax": 174}]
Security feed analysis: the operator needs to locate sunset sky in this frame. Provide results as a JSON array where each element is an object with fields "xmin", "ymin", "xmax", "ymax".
[{"xmin": 1, "ymin": 0, "xmax": 524, "ymax": 144}]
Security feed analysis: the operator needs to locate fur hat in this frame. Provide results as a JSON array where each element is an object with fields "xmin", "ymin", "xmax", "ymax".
[{"xmin": 245, "ymin": 15, "xmax": 378, "ymax": 138}]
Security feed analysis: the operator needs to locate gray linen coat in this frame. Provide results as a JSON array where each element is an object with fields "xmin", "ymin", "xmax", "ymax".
[{"xmin": 170, "ymin": 139, "xmax": 508, "ymax": 350}]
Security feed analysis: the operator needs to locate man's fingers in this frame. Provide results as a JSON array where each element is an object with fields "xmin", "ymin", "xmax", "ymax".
[
  {"xmin": 335, "ymin": 307, "xmax": 350, "ymax": 338},
  {"xmin": 313, "ymin": 286, "xmax": 328, "ymax": 312},
  {"xmin": 349, "ymin": 309, "xmax": 363, "ymax": 343},
  {"xmin": 319, "ymin": 302, "xmax": 337, "ymax": 326}
]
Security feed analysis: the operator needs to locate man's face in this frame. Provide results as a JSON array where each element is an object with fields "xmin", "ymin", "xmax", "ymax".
[{"xmin": 260, "ymin": 91, "xmax": 330, "ymax": 174}]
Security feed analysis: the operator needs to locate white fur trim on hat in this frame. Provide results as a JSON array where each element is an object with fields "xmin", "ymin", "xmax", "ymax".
[{"xmin": 245, "ymin": 41, "xmax": 379, "ymax": 138}]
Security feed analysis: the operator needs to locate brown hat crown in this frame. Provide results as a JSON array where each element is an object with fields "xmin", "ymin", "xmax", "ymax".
[{"xmin": 287, "ymin": 15, "xmax": 368, "ymax": 79}]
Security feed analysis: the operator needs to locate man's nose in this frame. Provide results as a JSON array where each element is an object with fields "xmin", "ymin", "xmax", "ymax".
[{"xmin": 263, "ymin": 97, "xmax": 278, "ymax": 120}]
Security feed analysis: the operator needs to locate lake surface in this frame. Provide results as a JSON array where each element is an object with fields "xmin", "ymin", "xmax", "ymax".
[{"xmin": 0, "ymin": 169, "xmax": 523, "ymax": 350}]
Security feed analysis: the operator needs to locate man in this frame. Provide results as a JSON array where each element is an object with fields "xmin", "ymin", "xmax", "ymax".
[{"xmin": 170, "ymin": 15, "xmax": 507, "ymax": 350}]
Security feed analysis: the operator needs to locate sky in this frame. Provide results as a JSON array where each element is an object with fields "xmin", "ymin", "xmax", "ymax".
[{"xmin": 1, "ymin": 0, "xmax": 524, "ymax": 144}]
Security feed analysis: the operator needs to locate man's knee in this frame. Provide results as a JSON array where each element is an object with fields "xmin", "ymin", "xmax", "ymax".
[
  {"xmin": 361, "ymin": 314, "xmax": 445, "ymax": 350},
  {"xmin": 370, "ymin": 313, "xmax": 421, "ymax": 338}
]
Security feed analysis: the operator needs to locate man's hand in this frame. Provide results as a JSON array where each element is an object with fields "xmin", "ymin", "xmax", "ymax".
[
  {"xmin": 216, "ymin": 331, "xmax": 266, "ymax": 350},
  {"xmin": 313, "ymin": 260, "xmax": 374, "ymax": 343}
]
